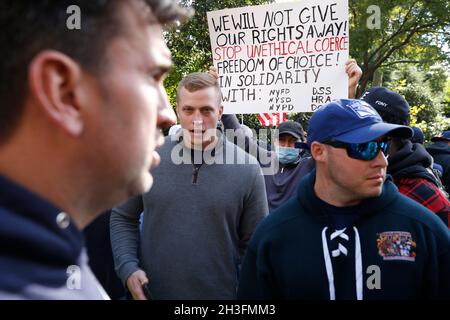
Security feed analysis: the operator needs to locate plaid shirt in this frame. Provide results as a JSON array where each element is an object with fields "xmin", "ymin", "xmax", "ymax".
[{"xmin": 395, "ymin": 177, "xmax": 450, "ymax": 228}]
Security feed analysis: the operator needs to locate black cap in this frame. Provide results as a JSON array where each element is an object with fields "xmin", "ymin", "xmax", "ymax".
[
  {"xmin": 431, "ymin": 130, "xmax": 450, "ymax": 142},
  {"xmin": 277, "ymin": 121, "xmax": 305, "ymax": 141},
  {"xmin": 360, "ymin": 87, "xmax": 410, "ymax": 124}
]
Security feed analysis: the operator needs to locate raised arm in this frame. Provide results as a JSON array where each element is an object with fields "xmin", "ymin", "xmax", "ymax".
[{"xmin": 346, "ymin": 59, "xmax": 362, "ymax": 99}]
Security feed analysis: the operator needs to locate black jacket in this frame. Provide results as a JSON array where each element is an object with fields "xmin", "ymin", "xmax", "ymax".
[
  {"xmin": 0, "ymin": 175, "xmax": 107, "ymax": 299},
  {"xmin": 388, "ymin": 140, "xmax": 440, "ymax": 185},
  {"xmin": 264, "ymin": 157, "xmax": 315, "ymax": 211},
  {"xmin": 427, "ymin": 141, "xmax": 450, "ymax": 192}
]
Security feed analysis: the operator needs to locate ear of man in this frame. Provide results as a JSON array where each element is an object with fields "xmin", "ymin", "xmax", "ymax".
[
  {"xmin": 28, "ymin": 50, "xmax": 87, "ymax": 137},
  {"xmin": 310, "ymin": 141, "xmax": 328, "ymax": 163}
]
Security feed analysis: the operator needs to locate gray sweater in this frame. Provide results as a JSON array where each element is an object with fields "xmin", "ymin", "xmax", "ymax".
[{"xmin": 110, "ymin": 133, "xmax": 268, "ymax": 299}]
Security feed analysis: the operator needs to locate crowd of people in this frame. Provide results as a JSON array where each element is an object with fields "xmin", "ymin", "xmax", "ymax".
[{"xmin": 0, "ymin": 0, "xmax": 449, "ymax": 300}]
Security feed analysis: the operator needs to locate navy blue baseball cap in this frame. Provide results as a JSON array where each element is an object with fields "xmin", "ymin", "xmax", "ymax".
[
  {"xmin": 307, "ymin": 99, "xmax": 413, "ymax": 146},
  {"xmin": 360, "ymin": 87, "xmax": 410, "ymax": 124}
]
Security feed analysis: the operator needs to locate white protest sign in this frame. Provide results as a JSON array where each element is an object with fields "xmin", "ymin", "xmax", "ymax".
[{"xmin": 207, "ymin": 0, "xmax": 349, "ymax": 114}]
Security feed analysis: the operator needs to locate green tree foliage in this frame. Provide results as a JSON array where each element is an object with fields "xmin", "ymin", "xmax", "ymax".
[
  {"xmin": 384, "ymin": 64, "xmax": 450, "ymax": 141},
  {"xmin": 443, "ymin": 79, "xmax": 450, "ymax": 120},
  {"xmin": 349, "ymin": 0, "xmax": 450, "ymax": 95}
]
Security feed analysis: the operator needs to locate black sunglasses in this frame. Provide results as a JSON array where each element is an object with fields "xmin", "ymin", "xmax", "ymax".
[{"xmin": 323, "ymin": 139, "xmax": 390, "ymax": 161}]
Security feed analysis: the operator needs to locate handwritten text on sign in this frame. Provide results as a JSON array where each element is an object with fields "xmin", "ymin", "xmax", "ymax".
[{"xmin": 207, "ymin": 0, "xmax": 349, "ymax": 113}]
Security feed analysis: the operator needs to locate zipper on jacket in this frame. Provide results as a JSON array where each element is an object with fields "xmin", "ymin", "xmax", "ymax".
[{"xmin": 192, "ymin": 164, "xmax": 202, "ymax": 185}]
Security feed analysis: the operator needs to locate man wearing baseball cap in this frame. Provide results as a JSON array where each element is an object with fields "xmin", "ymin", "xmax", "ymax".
[
  {"xmin": 361, "ymin": 87, "xmax": 449, "ymax": 228},
  {"xmin": 263, "ymin": 120, "xmax": 315, "ymax": 211},
  {"xmin": 238, "ymin": 99, "xmax": 450, "ymax": 299},
  {"xmin": 428, "ymin": 130, "xmax": 450, "ymax": 193},
  {"xmin": 220, "ymin": 117, "xmax": 315, "ymax": 211}
]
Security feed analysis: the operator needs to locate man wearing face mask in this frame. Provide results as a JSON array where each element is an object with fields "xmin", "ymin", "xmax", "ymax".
[
  {"xmin": 221, "ymin": 116, "xmax": 315, "ymax": 211},
  {"xmin": 274, "ymin": 121, "xmax": 308, "ymax": 165},
  {"xmin": 265, "ymin": 121, "xmax": 315, "ymax": 211}
]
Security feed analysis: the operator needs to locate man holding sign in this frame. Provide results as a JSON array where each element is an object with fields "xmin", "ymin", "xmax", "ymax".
[
  {"xmin": 220, "ymin": 58, "xmax": 362, "ymax": 211},
  {"xmin": 209, "ymin": 0, "xmax": 361, "ymax": 211}
]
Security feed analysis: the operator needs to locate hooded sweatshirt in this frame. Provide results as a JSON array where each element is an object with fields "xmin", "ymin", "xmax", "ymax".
[
  {"xmin": 238, "ymin": 171, "xmax": 450, "ymax": 300},
  {"xmin": 0, "ymin": 176, "xmax": 108, "ymax": 299},
  {"xmin": 388, "ymin": 140, "xmax": 438, "ymax": 183},
  {"xmin": 388, "ymin": 140, "xmax": 449, "ymax": 227},
  {"xmin": 427, "ymin": 141, "xmax": 450, "ymax": 192}
]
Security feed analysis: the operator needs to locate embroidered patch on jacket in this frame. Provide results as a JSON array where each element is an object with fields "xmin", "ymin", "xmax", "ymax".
[{"xmin": 377, "ymin": 231, "xmax": 416, "ymax": 261}]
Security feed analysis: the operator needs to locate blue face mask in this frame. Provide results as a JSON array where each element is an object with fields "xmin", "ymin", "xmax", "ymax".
[{"xmin": 277, "ymin": 146, "xmax": 300, "ymax": 165}]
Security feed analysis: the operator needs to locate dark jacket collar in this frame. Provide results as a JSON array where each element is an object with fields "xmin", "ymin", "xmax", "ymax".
[
  {"xmin": 388, "ymin": 140, "xmax": 438, "ymax": 184},
  {"xmin": 427, "ymin": 141, "xmax": 450, "ymax": 155},
  {"xmin": 296, "ymin": 170, "xmax": 399, "ymax": 224},
  {"xmin": 0, "ymin": 175, "xmax": 83, "ymax": 266}
]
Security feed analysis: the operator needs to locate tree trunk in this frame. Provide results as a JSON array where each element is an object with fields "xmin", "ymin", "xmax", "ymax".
[
  {"xmin": 372, "ymin": 69, "xmax": 383, "ymax": 87},
  {"xmin": 357, "ymin": 66, "xmax": 375, "ymax": 97}
]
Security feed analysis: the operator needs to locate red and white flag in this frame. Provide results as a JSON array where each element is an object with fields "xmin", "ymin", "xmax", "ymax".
[{"xmin": 257, "ymin": 113, "xmax": 286, "ymax": 127}]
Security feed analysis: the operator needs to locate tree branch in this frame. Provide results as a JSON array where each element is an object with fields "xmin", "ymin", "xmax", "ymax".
[
  {"xmin": 350, "ymin": 1, "xmax": 358, "ymax": 22},
  {"xmin": 382, "ymin": 60, "xmax": 421, "ymax": 67},
  {"xmin": 374, "ymin": 24, "xmax": 421, "ymax": 69},
  {"xmin": 370, "ymin": 16, "xmax": 445, "ymax": 71},
  {"xmin": 368, "ymin": 1, "xmax": 420, "ymax": 62}
]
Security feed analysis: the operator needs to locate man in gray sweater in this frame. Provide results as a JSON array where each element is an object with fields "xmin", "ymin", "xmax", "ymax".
[{"xmin": 110, "ymin": 72, "xmax": 268, "ymax": 300}]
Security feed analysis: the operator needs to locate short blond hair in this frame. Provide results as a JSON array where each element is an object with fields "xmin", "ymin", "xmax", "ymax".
[{"xmin": 176, "ymin": 72, "xmax": 222, "ymax": 105}]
